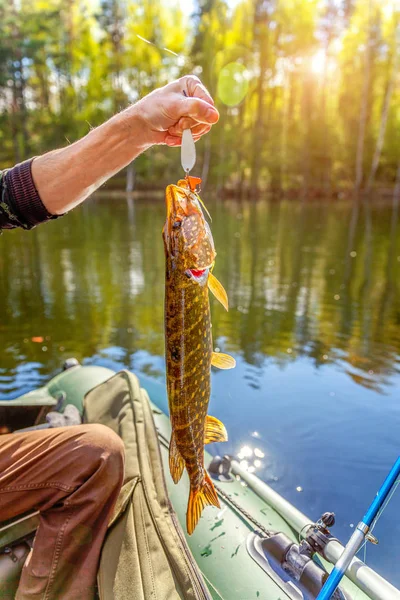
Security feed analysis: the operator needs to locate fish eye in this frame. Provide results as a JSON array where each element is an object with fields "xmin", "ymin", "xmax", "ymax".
[{"xmin": 173, "ymin": 220, "xmax": 182, "ymax": 229}]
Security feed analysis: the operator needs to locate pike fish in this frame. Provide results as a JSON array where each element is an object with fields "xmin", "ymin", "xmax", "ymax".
[{"xmin": 163, "ymin": 177, "xmax": 235, "ymax": 535}]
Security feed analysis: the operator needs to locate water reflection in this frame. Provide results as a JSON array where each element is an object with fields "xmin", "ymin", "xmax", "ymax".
[
  {"xmin": 0, "ymin": 194, "xmax": 400, "ymax": 582},
  {"xmin": 1, "ymin": 196, "xmax": 399, "ymax": 398},
  {"xmin": 237, "ymin": 445, "xmax": 265, "ymax": 474},
  {"xmin": 1, "ymin": 197, "xmax": 400, "ymax": 395}
]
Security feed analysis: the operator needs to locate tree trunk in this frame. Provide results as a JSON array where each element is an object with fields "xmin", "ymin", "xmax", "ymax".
[
  {"xmin": 126, "ymin": 162, "xmax": 136, "ymax": 192},
  {"xmin": 37, "ymin": 67, "xmax": 51, "ymax": 110},
  {"xmin": 17, "ymin": 55, "xmax": 29, "ymax": 159},
  {"xmin": 11, "ymin": 73, "xmax": 21, "ymax": 164},
  {"xmin": 365, "ymin": 41, "xmax": 398, "ymax": 193},
  {"xmin": 354, "ymin": 5, "xmax": 372, "ymax": 194},
  {"xmin": 112, "ymin": 0, "xmax": 124, "ymax": 113},
  {"xmin": 9, "ymin": 0, "xmax": 28, "ymax": 160},
  {"xmin": 235, "ymin": 102, "xmax": 246, "ymax": 194},
  {"xmin": 250, "ymin": 0, "xmax": 270, "ymax": 193},
  {"xmin": 201, "ymin": 133, "xmax": 211, "ymax": 190},
  {"xmin": 216, "ymin": 118, "xmax": 226, "ymax": 194},
  {"xmin": 301, "ymin": 67, "xmax": 313, "ymax": 200},
  {"xmin": 279, "ymin": 69, "xmax": 289, "ymax": 193},
  {"xmin": 65, "ymin": 0, "xmax": 75, "ymax": 88}
]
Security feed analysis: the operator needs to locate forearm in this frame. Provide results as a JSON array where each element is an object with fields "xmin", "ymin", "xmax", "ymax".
[
  {"xmin": 0, "ymin": 76, "xmax": 218, "ymax": 232},
  {"xmin": 32, "ymin": 108, "xmax": 146, "ymax": 215}
]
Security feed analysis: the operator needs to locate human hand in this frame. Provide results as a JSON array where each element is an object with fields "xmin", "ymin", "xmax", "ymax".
[{"xmin": 130, "ymin": 75, "xmax": 219, "ymax": 147}]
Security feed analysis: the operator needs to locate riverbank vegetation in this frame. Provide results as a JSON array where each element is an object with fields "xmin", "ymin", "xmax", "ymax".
[{"xmin": 0, "ymin": 0, "xmax": 399, "ymax": 196}]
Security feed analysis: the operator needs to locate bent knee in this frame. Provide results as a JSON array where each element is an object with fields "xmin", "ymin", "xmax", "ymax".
[{"xmin": 78, "ymin": 424, "xmax": 125, "ymax": 484}]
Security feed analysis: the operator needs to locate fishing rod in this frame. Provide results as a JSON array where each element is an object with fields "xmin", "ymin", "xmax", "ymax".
[{"xmin": 316, "ymin": 456, "xmax": 400, "ymax": 600}]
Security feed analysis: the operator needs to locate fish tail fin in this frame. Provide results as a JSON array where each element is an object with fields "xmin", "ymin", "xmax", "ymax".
[
  {"xmin": 187, "ymin": 472, "xmax": 220, "ymax": 535},
  {"xmin": 169, "ymin": 433, "xmax": 185, "ymax": 484}
]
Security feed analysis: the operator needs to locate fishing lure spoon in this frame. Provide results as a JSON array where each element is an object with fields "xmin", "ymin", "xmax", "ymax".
[
  {"xmin": 181, "ymin": 90, "xmax": 196, "ymax": 176},
  {"xmin": 181, "ymin": 128, "xmax": 196, "ymax": 176}
]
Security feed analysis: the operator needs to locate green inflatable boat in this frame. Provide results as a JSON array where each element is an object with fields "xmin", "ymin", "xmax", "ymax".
[{"xmin": 0, "ymin": 362, "xmax": 398, "ymax": 600}]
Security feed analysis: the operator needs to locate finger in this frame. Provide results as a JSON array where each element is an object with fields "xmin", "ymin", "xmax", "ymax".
[
  {"xmin": 193, "ymin": 132, "xmax": 208, "ymax": 143},
  {"xmin": 180, "ymin": 96, "xmax": 219, "ymax": 125},
  {"xmin": 190, "ymin": 123, "xmax": 211, "ymax": 137},
  {"xmin": 173, "ymin": 75, "xmax": 215, "ymax": 107},
  {"xmin": 185, "ymin": 75, "xmax": 215, "ymax": 106},
  {"xmin": 168, "ymin": 117, "xmax": 198, "ymax": 136},
  {"xmin": 165, "ymin": 128, "xmax": 210, "ymax": 146},
  {"xmin": 165, "ymin": 135, "xmax": 181, "ymax": 147},
  {"xmin": 168, "ymin": 118, "xmax": 211, "ymax": 137}
]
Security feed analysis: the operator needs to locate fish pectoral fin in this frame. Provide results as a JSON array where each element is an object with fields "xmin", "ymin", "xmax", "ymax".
[
  {"xmin": 205, "ymin": 415, "xmax": 228, "ymax": 444},
  {"xmin": 169, "ymin": 433, "xmax": 185, "ymax": 484},
  {"xmin": 187, "ymin": 472, "xmax": 220, "ymax": 535},
  {"xmin": 211, "ymin": 351, "xmax": 236, "ymax": 370},
  {"xmin": 208, "ymin": 272, "xmax": 229, "ymax": 311}
]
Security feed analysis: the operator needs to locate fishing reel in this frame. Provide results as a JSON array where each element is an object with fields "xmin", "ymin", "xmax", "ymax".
[
  {"xmin": 302, "ymin": 512, "xmax": 378, "ymax": 558},
  {"xmin": 301, "ymin": 512, "xmax": 338, "ymax": 559},
  {"xmin": 247, "ymin": 512, "xmax": 352, "ymax": 600},
  {"xmin": 208, "ymin": 454, "xmax": 235, "ymax": 482}
]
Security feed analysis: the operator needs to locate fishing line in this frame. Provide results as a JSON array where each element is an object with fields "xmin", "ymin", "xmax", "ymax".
[
  {"xmin": 322, "ymin": 476, "xmax": 400, "ymax": 600},
  {"xmin": 134, "ymin": 33, "xmax": 187, "ymax": 65},
  {"xmin": 356, "ymin": 477, "xmax": 400, "ymax": 561}
]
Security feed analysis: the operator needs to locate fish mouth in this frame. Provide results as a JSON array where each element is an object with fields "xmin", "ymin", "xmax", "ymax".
[
  {"xmin": 164, "ymin": 182, "xmax": 202, "ymax": 239},
  {"xmin": 165, "ymin": 181, "xmax": 192, "ymax": 220},
  {"xmin": 164, "ymin": 181, "xmax": 215, "ymax": 268},
  {"xmin": 185, "ymin": 267, "xmax": 210, "ymax": 285},
  {"xmin": 163, "ymin": 185, "xmax": 185, "ymax": 247},
  {"xmin": 166, "ymin": 184, "xmax": 183, "ymax": 217},
  {"xmin": 190, "ymin": 268, "xmax": 207, "ymax": 277}
]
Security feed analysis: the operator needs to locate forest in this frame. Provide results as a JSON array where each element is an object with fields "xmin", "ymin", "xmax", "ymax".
[{"xmin": 0, "ymin": 0, "xmax": 399, "ymax": 196}]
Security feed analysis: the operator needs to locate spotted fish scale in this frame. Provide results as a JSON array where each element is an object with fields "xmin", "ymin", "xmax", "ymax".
[{"xmin": 163, "ymin": 179, "xmax": 235, "ymax": 535}]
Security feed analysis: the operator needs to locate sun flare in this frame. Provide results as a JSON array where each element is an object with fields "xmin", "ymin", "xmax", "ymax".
[{"xmin": 311, "ymin": 49, "xmax": 326, "ymax": 75}]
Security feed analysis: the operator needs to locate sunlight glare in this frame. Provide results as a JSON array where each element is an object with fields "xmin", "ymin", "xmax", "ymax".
[
  {"xmin": 237, "ymin": 445, "xmax": 253, "ymax": 459},
  {"xmin": 311, "ymin": 49, "xmax": 326, "ymax": 75},
  {"xmin": 217, "ymin": 62, "xmax": 249, "ymax": 107},
  {"xmin": 382, "ymin": 2, "xmax": 393, "ymax": 20}
]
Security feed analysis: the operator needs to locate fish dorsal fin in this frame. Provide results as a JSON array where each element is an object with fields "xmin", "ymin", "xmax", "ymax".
[
  {"xmin": 208, "ymin": 272, "xmax": 228, "ymax": 311},
  {"xmin": 187, "ymin": 471, "xmax": 220, "ymax": 535},
  {"xmin": 211, "ymin": 352, "xmax": 236, "ymax": 370},
  {"xmin": 204, "ymin": 415, "xmax": 228, "ymax": 444},
  {"xmin": 169, "ymin": 433, "xmax": 185, "ymax": 484}
]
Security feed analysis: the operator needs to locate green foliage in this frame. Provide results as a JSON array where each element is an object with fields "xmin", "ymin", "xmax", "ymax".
[{"xmin": 0, "ymin": 0, "xmax": 399, "ymax": 193}]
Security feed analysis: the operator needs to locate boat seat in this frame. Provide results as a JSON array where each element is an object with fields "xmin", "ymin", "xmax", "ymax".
[
  {"xmin": 0, "ymin": 512, "xmax": 38, "ymax": 599},
  {"xmin": 0, "ymin": 511, "xmax": 39, "ymax": 550}
]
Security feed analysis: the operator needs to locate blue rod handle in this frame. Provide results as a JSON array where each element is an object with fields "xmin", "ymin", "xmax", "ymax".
[
  {"xmin": 363, "ymin": 455, "xmax": 400, "ymax": 526},
  {"xmin": 317, "ymin": 456, "xmax": 400, "ymax": 600},
  {"xmin": 318, "ymin": 567, "xmax": 344, "ymax": 600}
]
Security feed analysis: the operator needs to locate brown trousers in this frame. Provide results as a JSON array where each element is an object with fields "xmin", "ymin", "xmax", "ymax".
[{"xmin": 0, "ymin": 424, "xmax": 125, "ymax": 600}]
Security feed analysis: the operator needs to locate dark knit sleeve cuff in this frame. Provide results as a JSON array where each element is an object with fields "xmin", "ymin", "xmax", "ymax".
[{"xmin": 4, "ymin": 159, "xmax": 58, "ymax": 229}]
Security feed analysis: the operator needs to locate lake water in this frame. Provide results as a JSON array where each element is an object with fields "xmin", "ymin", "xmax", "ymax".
[{"xmin": 1, "ymin": 193, "xmax": 399, "ymax": 588}]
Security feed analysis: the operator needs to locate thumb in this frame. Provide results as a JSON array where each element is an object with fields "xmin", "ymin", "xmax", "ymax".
[{"xmin": 180, "ymin": 96, "xmax": 219, "ymax": 125}]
